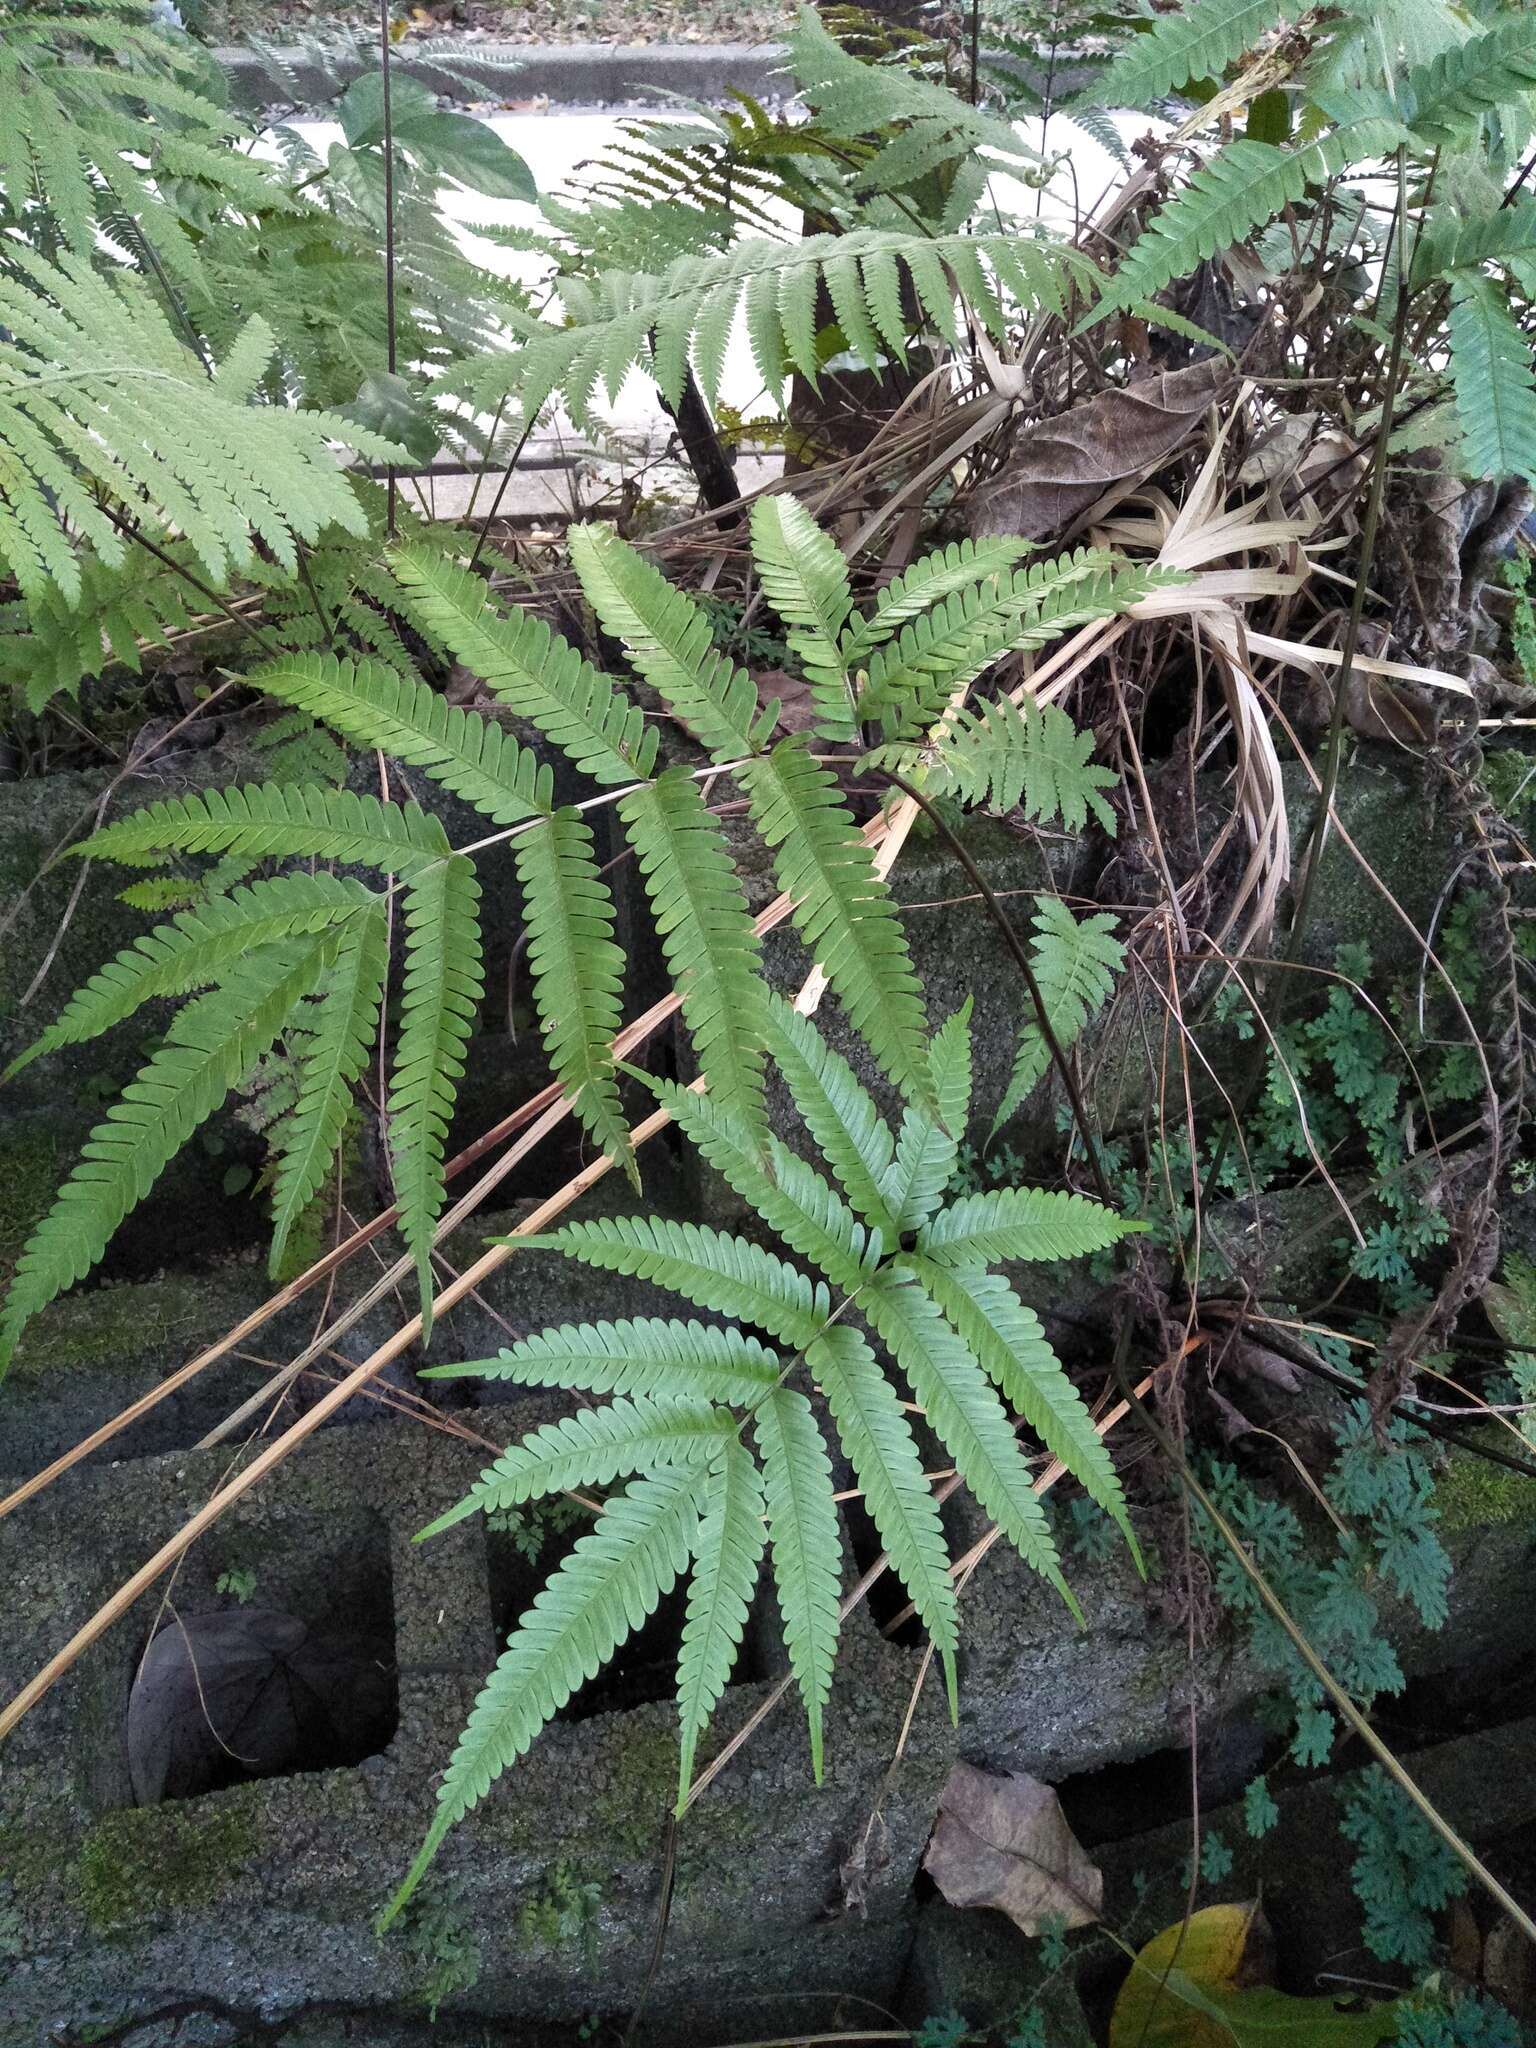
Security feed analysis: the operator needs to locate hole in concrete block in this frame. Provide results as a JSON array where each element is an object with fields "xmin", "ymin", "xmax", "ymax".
[
  {"xmin": 125, "ymin": 1509, "xmax": 397, "ymax": 1804},
  {"xmin": 842, "ymin": 1494, "xmax": 925, "ymax": 1649},
  {"xmin": 1055, "ymin": 1716, "xmax": 1266, "ymax": 1849}
]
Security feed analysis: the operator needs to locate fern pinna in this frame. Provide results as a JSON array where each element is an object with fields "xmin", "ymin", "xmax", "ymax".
[
  {"xmin": 382, "ymin": 996, "xmax": 1142, "ymax": 1921},
  {"xmin": 0, "ymin": 509, "xmax": 1159, "ymax": 1372}
]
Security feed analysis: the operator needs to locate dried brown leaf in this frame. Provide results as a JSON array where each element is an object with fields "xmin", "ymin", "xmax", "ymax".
[{"xmin": 922, "ymin": 1761, "xmax": 1103, "ymax": 1934}]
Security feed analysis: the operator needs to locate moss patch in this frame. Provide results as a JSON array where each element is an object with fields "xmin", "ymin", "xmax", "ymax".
[
  {"xmin": 0, "ymin": 1121, "xmax": 63, "ymax": 1287},
  {"xmin": 1434, "ymin": 1444, "xmax": 1536, "ymax": 1535},
  {"xmin": 77, "ymin": 1798, "xmax": 258, "ymax": 1933}
]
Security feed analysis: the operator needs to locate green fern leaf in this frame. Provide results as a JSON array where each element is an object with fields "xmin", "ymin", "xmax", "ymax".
[
  {"xmin": 390, "ymin": 854, "xmax": 484, "ymax": 1339},
  {"xmin": 748, "ymin": 496, "xmax": 857, "ymax": 740},
  {"xmin": 422, "ymin": 1317, "xmax": 785, "ymax": 1404},
  {"xmin": 738, "ymin": 738, "xmax": 937, "ymax": 1118},
  {"xmin": 918, "ymin": 1186, "xmax": 1137, "ymax": 1268},
  {"xmin": 383, "ymin": 1469, "xmax": 701, "ymax": 1926},
  {"xmin": 1446, "ymin": 271, "xmax": 1536, "ymax": 486},
  {"xmin": 880, "ymin": 999, "xmax": 974, "ymax": 1235},
  {"xmin": 677, "ymin": 1439, "xmax": 768, "ymax": 1808},
  {"xmin": 267, "ymin": 907, "xmax": 390, "ymax": 1276},
  {"xmin": 899, "ymin": 1257, "xmax": 1136, "ymax": 1558},
  {"xmin": 642, "ymin": 1076, "xmax": 878, "ymax": 1292},
  {"xmin": 992, "ymin": 897, "xmax": 1125, "ymax": 1131},
  {"xmin": 934, "ymin": 695, "xmax": 1119, "ymax": 835},
  {"xmin": 863, "ymin": 1268, "xmax": 1068, "ymax": 1606},
  {"xmin": 250, "ymin": 652, "xmax": 554, "ymax": 826},
  {"xmin": 386, "ymin": 544, "xmax": 657, "ymax": 786},
  {"xmin": 418, "ymin": 1394, "xmax": 736, "ymax": 1538},
  {"xmin": 839, "ymin": 537, "xmax": 1035, "ymax": 669},
  {"xmin": 1404, "ymin": 15, "xmax": 1536, "ymax": 142},
  {"xmin": 761, "ymin": 994, "xmax": 898, "ymax": 1239},
  {"xmin": 618, "ymin": 770, "xmax": 768, "ymax": 1143},
  {"xmin": 4, "ymin": 872, "xmax": 375, "ymax": 1081},
  {"xmin": 1414, "ymin": 194, "xmax": 1536, "ymax": 288},
  {"xmin": 808, "ymin": 1323, "xmax": 958, "ymax": 1713},
  {"xmin": 1089, "ymin": 0, "xmax": 1293, "ymax": 112},
  {"xmin": 567, "ymin": 522, "xmax": 762, "ymax": 761},
  {"xmin": 0, "ymin": 936, "xmax": 339, "ymax": 1375},
  {"xmin": 514, "ymin": 810, "xmax": 635, "ymax": 1187},
  {"xmin": 82, "ymin": 783, "xmax": 450, "ymax": 876},
  {"xmin": 515, "ymin": 1216, "xmax": 830, "ymax": 1347},
  {"xmin": 752, "ymin": 1387, "xmax": 842, "ymax": 1782}
]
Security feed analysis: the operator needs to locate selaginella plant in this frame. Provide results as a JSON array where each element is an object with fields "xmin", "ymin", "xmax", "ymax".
[
  {"xmin": 0, "ymin": 498, "xmax": 1168, "ymax": 1369},
  {"xmin": 381, "ymin": 993, "xmax": 1142, "ymax": 1917}
]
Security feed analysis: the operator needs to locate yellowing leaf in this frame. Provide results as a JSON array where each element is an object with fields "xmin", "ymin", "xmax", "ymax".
[{"xmin": 1110, "ymin": 1903, "xmax": 1404, "ymax": 2048}]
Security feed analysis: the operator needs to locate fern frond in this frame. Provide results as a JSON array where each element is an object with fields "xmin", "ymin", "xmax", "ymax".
[
  {"xmin": 880, "ymin": 999, "xmax": 974, "ymax": 1235},
  {"xmin": 0, "ymin": 545, "xmax": 193, "ymax": 713},
  {"xmin": 677, "ymin": 1440, "xmax": 768, "ymax": 1809},
  {"xmin": 857, "ymin": 553, "xmax": 1171, "ymax": 740},
  {"xmin": 384, "ymin": 1470, "xmax": 701, "ymax": 1925},
  {"xmin": 748, "ymin": 496, "xmax": 857, "ymax": 741},
  {"xmin": 390, "ymin": 855, "xmax": 484, "ymax": 1339},
  {"xmin": 267, "ymin": 907, "xmax": 390, "ymax": 1276},
  {"xmin": 419, "ymin": 1395, "xmax": 736, "ymax": 1538},
  {"xmin": 643, "ymin": 1078, "xmax": 878, "ymax": 1293},
  {"xmin": 934, "ymin": 695, "xmax": 1119, "ymax": 835},
  {"xmin": 567, "ymin": 523, "xmax": 762, "ymax": 762},
  {"xmin": 899, "ymin": 1257, "xmax": 1136, "ymax": 1556},
  {"xmin": 0, "ymin": 937, "xmax": 339, "ymax": 1376},
  {"xmin": 1414, "ymin": 194, "xmax": 1536, "ymax": 287},
  {"xmin": 863, "ymin": 1268, "xmax": 1068, "ymax": 1605},
  {"xmin": 457, "ymin": 229, "xmax": 1075, "ymax": 432},
  {"xmin": 82, "ymin": 783, "xmax": 450, "ymax": 876},
  {"xmin": 992, "ymin": 897, "xmax": 1125, "ymax": 1131},
  {"xmin": 838, "ymin": 537, "xmax": 1034, "ymax": 668},
  {"xmin": 762, "ymin": 994, "xmax": 898, "ymax": 1239},
  {"xmin": 514, "ymin": 811, "xmax": 635, "ymax": 1188},
  {"xmin": 739, "ymin": 739, "xmax": 936, "ymax": 1117},
  {"xmin": 251, "ymin": 653, "xmax": 553, "ymax": 827},
  {"xmin": 422, "ymin": 1318, "xmax": 785, "ymax": 1405},
  {"xmin": 1088, "ymin": 0, "xmax": 1294, "ymax": 113},
  {"xmin": 0, "ymin": 251, "xmax": 401, "ymax": 604},
  {"xmin": 618, "ymin": 771, "xmax": 768, "ymax": 1143},
  {"xmin": 808, "ymin": 1323, "xmax": 958, "ymax": 1713},
  {"xmin": 918, "ymin": 1187, "xmax": 1136, "ymax": 1268},
  {"xmin": 386, "ymin": 544, "xmax": 657, "ymax": 787},
  {"xmin": 4, "ymin": 873, "xmax": 375, "ymax": 1081},
  {"xmin": 1446, "ymin": 271, "xmax": 1536, "ymax": 486},
  {"xmin": 752, "ymin": 1387, "xmax": 842, "ymax": 1782},
  {"xmin": 1403, "ymin": 15, "xmax": 1536, "ymax": 143},
  {"xmin": 514, "ymin": 1216, "xmax": 829, "ymax": 1348}
]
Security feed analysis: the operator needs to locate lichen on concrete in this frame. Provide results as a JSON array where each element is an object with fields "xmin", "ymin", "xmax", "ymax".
[{"xmin": 76, "ymin": 1796, "xmax": 259, "ymax": 1933}]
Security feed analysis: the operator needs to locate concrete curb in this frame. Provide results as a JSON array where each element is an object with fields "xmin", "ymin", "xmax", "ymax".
[
  {"xmin": 214, "ymin": 37, "xmax": 1093, "ymax": 113},
  {"xmin": 216, "ymin": 38, "xmax": 791, "ymax": 112}
]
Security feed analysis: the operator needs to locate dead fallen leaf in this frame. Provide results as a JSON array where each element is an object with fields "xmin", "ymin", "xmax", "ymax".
[
  {"xmin": 971, "ymin": 360, "xmax": 1234, "ymax": 541},
  {"xmin": 922, "ymin": 1761, "xmax": 1102, "ymax": 1934}
]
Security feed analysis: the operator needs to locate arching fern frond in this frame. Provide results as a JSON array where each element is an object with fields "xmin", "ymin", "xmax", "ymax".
[
  {"xmin": 618, "ymin": 770, "xmax": 769, "ymax": 1144},
  {"xmin": 809, "ymin": 1322, "xmax": 959, "ymax": 1714},
  {"xmin": 385, "ymin": 544, "xmax": 658, "ymax": 787},
  {"xmin": 513, "ymin": 810, "xmax": 635, "ymax": 1190},
  {"xmin": 567, "ymin": 522, "xmax": 762, "ymax": 762},
  {"xmin": 1445, "ymin": 270, "xmax": 1536, "ymax": 485},
  {"xmin": 384, "ymin": 1469, "xmax": 702, "ymax": 1924},
  {"xmin": 748, "ymin": 496, "xmax": 857, "ymax": 741},
  {"xmin": 762, "ymin": 994, "xmax": 898, "ymax": 1239},
  {"xmin": 918, "ymin": 1186, "xmax": 1136, "ymax": 1267},
  {"xmin": 677, "ymin": 1440, "xmax": 768, "ymax": 1808},
  {"xmin": 752, "ymin": 1386, "xmax": 842, "ymax": 1782},
  {"xmin": 390, "ymin": 854, "xmax": 484, "ymax": 1339},
  {"xmin": 0, "ymin": 250, "xmax": 403, "ymax": 604},
  {"xmin": 267, "ymin": 906, "xmax": 390, "ymax": 1277},
  {"xmin": 81, "ymin": 783, "xmax": 450, "ymax": 876},
  {"xmin": 250, "ymin": 653, "xmax": 554, "ymax": 827},
  {"xmin": 0, "ymin": 936, "xmax": 340, "ymax": 1376},
  {"xmin": 739, "ymin": 738, "xmax": 937, "ymax": 1118},
  {"xmin": 1087, "ymin": 0, "xmax": 1295, "ymax": 113},
  {"xmin": 423, "ymin": 1318, "xmax": 785, "ymax": 1406},
  {"xmin": 880, "ymin": 998, "xmax": 973, "ymax": 1236},
  {"xmin": 4, "ymin": 872, "xmax": 375, "ymax": 1081},
  {"xmin": 838, "ymin": 537, "xmax": 1035, "ymax": 669},
  {"xmin": 928, "ymin": 693, "xmax": 1120, "ymax": 835},
  {"xmin": 419, "ymin": 1395, "xmax": 735, "ymax": 1538},
  {"xmin": 514, "ymin": 1216, "xmax": 830, "ymax": 1348},
  {"xmin": 991, "ymin": 897, "xmax": 1125, "ymax": 1131}
]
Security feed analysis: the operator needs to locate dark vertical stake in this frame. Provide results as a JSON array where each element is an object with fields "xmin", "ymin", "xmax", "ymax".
[
  {"xmin": 379, "ymin": 0, "xmax": 398, "ymax": 537},
  {"xmin": 968, "ymin": 0, "xmax": 980, "ymax": 105}
]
